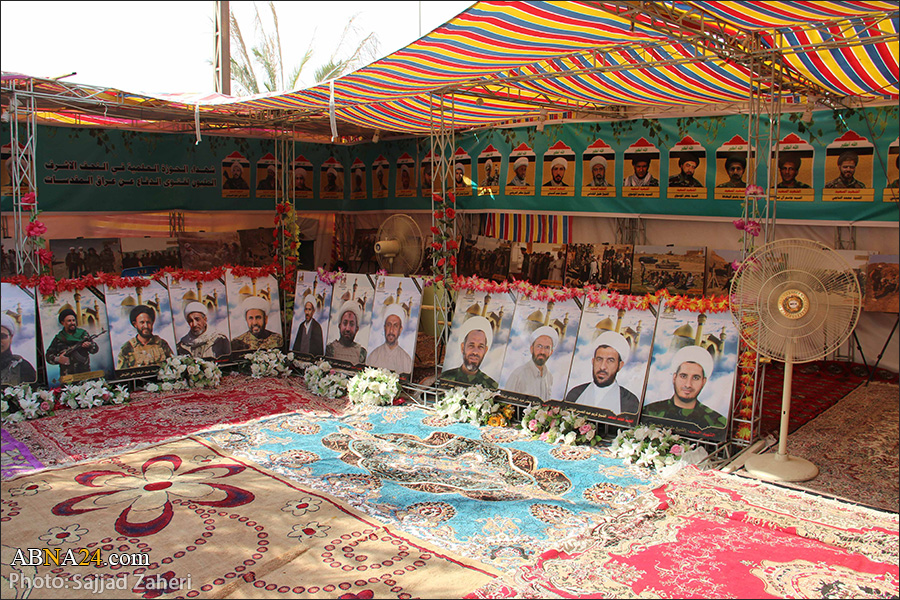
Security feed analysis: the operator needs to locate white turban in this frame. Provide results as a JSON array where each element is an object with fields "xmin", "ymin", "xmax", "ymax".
[
  {"xmin": 514, "ymin": 156, "xmax": 529, "ymax": 170},
  {"xmin": 672, "ymin": 345, "xmax": 714, "ymax": 379},
  {"xmin": 355, "ymin": 168, "xmax": 363, "ymax": 177},
  {"xmin": 551, "ymin": 156, "xmax": 568, "ymax": 170},
  {"xmin": 338, "ymin": 300, "xmax": 363, "ymax": 324},
  {"xmin": 400, "ymin": 165, "xmax": 410, "ymax": 174},
  {"xmin": 455, "ymin": 164, "xmax": 464, "ymax": 173},
  {"xmin": 241, "ymin": 295, "xmax": 269, "ymax": 316},
  {"xmin": 326, "ymin": 167, "xmax": 337, "ymax": 177},
  {"xmin": 530, "ymin": 325, "xmax": 558, "ymax": 348},
  {"xmin": 485, "ymin": 159, "xmax": 493, "ymax": 169},
  {"xmin": 296, "ymin": 167, "xmax": 306, "ymax": 176},
  {"xmin": 590, "ymin": 155, "xmax": 608, "ymax": 169},
  {"xmin": 459, "ymin": 315, "xmax": 493, "ymax": 350},
  {"xmin": 384, "ymin": 304, "xmax": 406, "ymax": 328},
  {"xmin": 376, "ymin": 166, "xmax": 383, "ymax": 176},
  {"xmin": 595, "ymin": 331, "xmax": 631, "ymax": 365},
  {"xmin": 1, "ymin": 314, "xmax": 16, "ymax": 336},
  {"xmin": 183, "ymin": 301, "xmax": 207, "ymax": 320}
]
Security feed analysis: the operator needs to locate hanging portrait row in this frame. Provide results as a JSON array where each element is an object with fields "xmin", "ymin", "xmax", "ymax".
[{"xmin": 2, "ymin": 107, "xmax": 896, "ymax": 224}]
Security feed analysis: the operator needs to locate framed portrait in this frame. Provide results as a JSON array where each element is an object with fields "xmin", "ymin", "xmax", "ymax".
[
  {"xmin": 498, "ymin": 295, "xmax": 580, "ymax": 402},
  {"xmin": 105, "ymin": 278, "xmax": 176, "ymax": 379},
  {"xmin": 168, "ymin": 275, "xmax": 231, "ymax": 361},
  {"xmin": 365, "ymin": 275, "xmax": 423, "ymax": 377},
  {"xmin": 441, "ymin": 288, "xmax": 516, "ymax": 389},
  {"xmin": 225, "ymin": 271, "xmax": 283, "ymax": 357},
  {"xmin": 325, "ymin": 273, "xmax": 375, "ymax": 367},
  {"xmin": 640, "ymin": 299, "xmax": 740, "ymax": 442},
  {"xmin": 562, "ymin": 301, "xmax": 656, "ymax": 426},
  {"xmin": 1, "ymin": 282, "xmax": 39, "ymax": 386},
  {"xmin": 289, "ymin": 270, "xmax": 334, "ymax": 359},
  {"xmin": 39, "ymin": 286, "xmax": 115, "ymax": 386}
]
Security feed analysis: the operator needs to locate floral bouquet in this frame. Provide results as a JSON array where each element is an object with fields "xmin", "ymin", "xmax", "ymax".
[
  {"xmin": 1, "ymin": 384, "xmax": 55, "ymax": 425},
  {"xmin": 246, "ymin": 348, "xmax": 301, "ymax": 379},
  {"xmin": 303, "ymin": 359, "xmax": 349, "ymax": 399},
  {"xmin": 347, "ymin": 367, "xmax": 400, "ymax": 407},
  {"xmin": 145, "ymin": 355, "xmax": 222, "ymax": 392},
  {"xmin": 434, "ymin": 385, "xmax": 515, "ymax": 426},
  {"xmin": 521, "ymin": 404, "xmax": 599, "ymax": 446},
  {"xmin": 59, "ymin": 379, "xmax": 130, "ymax": 410},
  {"xmin": 608, "ymin": 424, "xmax": 706, "ymax": 473}
]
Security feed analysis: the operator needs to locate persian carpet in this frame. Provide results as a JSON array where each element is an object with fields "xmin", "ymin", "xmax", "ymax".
[
  {"xmin": 3, "ymin": 375, "xmax": 346, "ymax": 473},
  {"xmin": 467, "ymin": 467, "xmax": 900, "ymax": 599},
  {"xmin": 1, "ymin": 436, "xmax": 499, "ymax": 599},
  {"xmin": 770, "ymin": 381, "xmax": 899, "ymax": 513},
  {"xmin": 760, "ymin": 360, "xmax": 898, "ymax": 435},
  {"xmin": 199, "ymin": 407, "xmax": 658, "ymax": 571},
  {"xmin": 1, "ymin": 428, "xmax": 44, "ymax": 479}
]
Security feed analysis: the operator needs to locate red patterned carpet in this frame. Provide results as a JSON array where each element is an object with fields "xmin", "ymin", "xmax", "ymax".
[
  {"xmin": 467, "ymin": 468, "xmax": 899, "ymax": 599},
  {"xmin": 759, "ymin": 361, "xmax": 898, "ymax": 435},
  {"xmin": 4, "ymin": 375, "xmax": 346, "ymax": 469}
]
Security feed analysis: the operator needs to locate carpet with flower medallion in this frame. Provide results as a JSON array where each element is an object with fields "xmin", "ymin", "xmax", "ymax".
[{"xmin": 1, "ymin": 436, "xmax": 499, "ymax": 599}]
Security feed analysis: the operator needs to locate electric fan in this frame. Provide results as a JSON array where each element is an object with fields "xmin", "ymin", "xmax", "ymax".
[
  {"xmin": 730, "ymin": 238, "xmax": 862, "ymax": 482},
  {"xmin": 374, "ymin": 214, "xmax": 424, "ymax": 275}
]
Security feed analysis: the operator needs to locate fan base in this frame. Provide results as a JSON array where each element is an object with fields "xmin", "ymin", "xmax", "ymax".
[{"xmin": 743, "ymin": 453, "xmax": 819, "ymax": 482}]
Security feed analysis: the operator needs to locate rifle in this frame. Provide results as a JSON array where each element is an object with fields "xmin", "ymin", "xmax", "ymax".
[{"xmin": 59, "ymin": 329, "xmax": 107, "ymax": 364}]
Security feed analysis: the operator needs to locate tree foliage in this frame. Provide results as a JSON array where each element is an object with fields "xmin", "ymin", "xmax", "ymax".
[{"xmin": 229, "ymin": 2, "xmax": 380, "ymax": 95}]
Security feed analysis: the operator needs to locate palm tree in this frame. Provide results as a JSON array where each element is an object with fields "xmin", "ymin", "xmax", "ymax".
[{"xmin": 229, "ymin": 2, "xmax": 380, "ymax": 95}]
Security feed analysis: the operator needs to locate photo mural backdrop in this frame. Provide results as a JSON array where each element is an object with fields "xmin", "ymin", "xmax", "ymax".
[{"xmin": 5, "ymin": 106, "xmax": 896, "ymax": 222}]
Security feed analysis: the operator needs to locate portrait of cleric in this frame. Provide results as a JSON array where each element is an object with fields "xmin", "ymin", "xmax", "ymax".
[
  {"xmin": 639, "ymin": 303, "xmax": 739, "ymax": 441},
  {"xmin": 1, "ymin": 309, "xmax": 37, "ymax": 387},
  {"xmin": 498, "ymin": 296, "xmax": 579, "ymax": 402},
  {"xmin": 563, "ymin": 305, "xmax": 655, "ymax": 426},
  {"xmin": 289, "ymin": 271, "xmax": 332, "ymax": 358},
  {"xmin": 231, "ymin": 295, "xmax": 283, "ymax": 353},
  {"xmin": 441, "ymin": 291, "xmax": 515, "ymax": 390},
  {"xmin": 117, "ymin": 305, "xmax": 174, "ymax": 370},
  {"xmin": 176, "ymin": 301, "xmax": 231, "ymax": 360}
]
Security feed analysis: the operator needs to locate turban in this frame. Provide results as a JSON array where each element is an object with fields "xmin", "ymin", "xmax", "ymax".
[
  {"xmin": 326, "ymin": 167, "xmax": 338, "ymax": 177},
  {"xmin": 183, "ymin": 301, "xmax": 207, "ymax": 320},
  {"xmin": 384, "ymin": 304, "xmax": 406, "ymax": 328},
  {"xmin": 530, "ymin": 325, "xmax": 558, "ymax": 348},
  {"xmin": 672, "ymin": 345, "xmax": 714, "ymax": 379},
  {"xmin": 459, "ymin": 315, "xmax": 493, "ymax": 350},
  {"xmin": 513, "ymin": 156, "xmax": 529, "ymax": 170},
  {"xmin": 551, "ymin": 156, "xmax": 568, "ymax": 170},
  {"xmin": 296, "ymin": 167, "xmax": 306, "ymax": 176},
  {"xmin": 590, "ymin": 155, "xmax": 607, "ymax": 169},
  {"xmin": 58, "ymin": 308, "xmax": 77, "ymax": 324},
  {"xmin": 355, "ymin": 168, "xmax": 363, "ymax": 177},
  {"xmin": 338, "ymin": 300, "xmax": 363, "ymax": 324},
  {"xmin": 1, "ymin": 314, "xmax": 16, "ymax": 336},
  {"xmin": 595, "ymin": 331, "xmax": 631, "ymax": 365},
  {"xmin": 678, "ymin": 153, "xmax": 700, "ymax": 167},
  {"xmin": 724, "ymin": 154, "xmax": 746, "ymax": 169},
  {"xmin": 241, "ymin": 295, "xmax": 269, "ymax": 316},
  {"xmin": 485, "ymin": 159, "xmax": 493, "ymax": 169},
  {"xmin": 129, "ymin": 305, "xmax": 155, "ymax": 324}
]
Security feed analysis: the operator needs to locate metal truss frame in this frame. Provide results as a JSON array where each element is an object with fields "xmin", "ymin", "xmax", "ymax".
[{"xmin": 7, "ymin": 81, "xmax": 40, "ymax": 276}]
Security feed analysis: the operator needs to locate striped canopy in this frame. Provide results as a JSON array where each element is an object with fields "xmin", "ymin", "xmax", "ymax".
[{"xmin": 3, "ymin": 1, "xmax": 897, "ymax": 137}]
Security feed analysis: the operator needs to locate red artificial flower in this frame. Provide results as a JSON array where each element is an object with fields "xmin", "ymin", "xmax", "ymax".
[
  {"xmin": 275, "ymin": 203, "xmax": 290, "ymax": 214},
  {"xmin": 25, "ymin": 220, "xmax": 47, "ymax": 237},
  {"xmin": 447, "ymin": 192, "xmax": 456, "ymax": 203},
  {"xmin": 431, "ymin": 242, "xmax": 442, "ymax": 250},
  {"xmin": 436, "ymin": 257, "xmax": 446, "ymax": 267},
  {"xmin": 446, "ymin": 239, "xmax": 459, "ymax": 250},
  {"xmin": 37, "ymin": 248, "xmax": 53, "ymax": 266},
  {"xmin": 430, "ymin": 226, "xmax": 441, "ymax": 236},
  {"xmin": 433, "ymin": 210, "xmax": 444, "ymax": 219},
  {"xmin": 21, "ymin": 192, "xmax": 37, "ymax": 208},
  {"xmin": 432, "ymin": 193, "xmax": 443, "ymax": 204},
  {"xmin": 449, "ymin": 255, "xmax": 457, "ymax": 266},
  {"xmin": 445, "ymin": 207, "xmax": 456, "ymax": 219},
  {"xmin": 38, "ymin": 275, "xmax": 57, "ymax": 297}
]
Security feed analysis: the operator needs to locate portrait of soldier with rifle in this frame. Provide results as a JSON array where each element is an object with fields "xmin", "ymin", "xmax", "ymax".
[{"xmin": 46, "ymin": 308, "xmax": 102, "ymax": 377}]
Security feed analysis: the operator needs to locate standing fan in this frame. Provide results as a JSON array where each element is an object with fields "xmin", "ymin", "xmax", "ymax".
[
  {"xmin": 374, "ymin": 214, "xmax": 424, "ymax": 275},
  {"xmin": 730, "ymin": 238, "xmax": 861, "ymax": 482}
]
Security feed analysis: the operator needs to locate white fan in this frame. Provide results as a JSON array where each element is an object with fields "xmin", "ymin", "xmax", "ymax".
[
  {"xmin": 730, "ymin": 238, "xmax": 862, "ymax": 482},
  {"xmin": 374, "ymin": 214, "xmax": 424, "ymax": 275}
]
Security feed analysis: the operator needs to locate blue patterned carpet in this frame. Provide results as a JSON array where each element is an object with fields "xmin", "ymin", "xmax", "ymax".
[{"xmin": 199, "ymin": 407, "xmax": 657, "ymax": 570}]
